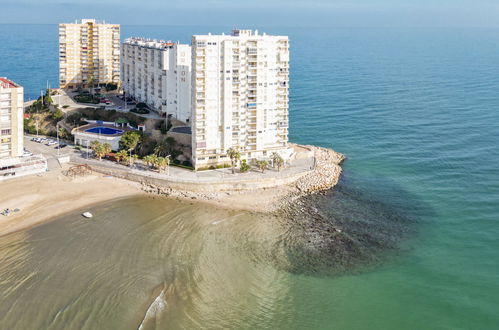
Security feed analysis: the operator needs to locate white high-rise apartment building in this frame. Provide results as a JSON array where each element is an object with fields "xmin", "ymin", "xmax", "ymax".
[
  {"xmin": 0, "ymin": 78, "xmax": 23, "ymax": 158},
  {"xmin": 59, "ymin": 19, "xmax": 120, "ymax": 88},
  {"xmin": 122, "ymin": 38, "xmax": 192, "ymax": 122},
  {"xmin": 191, "ymin": 29, "xmax": 290, "ymax": 169}
]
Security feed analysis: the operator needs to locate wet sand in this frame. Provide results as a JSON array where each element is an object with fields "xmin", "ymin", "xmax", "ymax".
[
  {"xmin": 0, "ymin": 167, "xmax": 293, "ymax": 237},
  {"xmin": 0, "ymin": 168, "xmax": 145, "ymax": 237}
]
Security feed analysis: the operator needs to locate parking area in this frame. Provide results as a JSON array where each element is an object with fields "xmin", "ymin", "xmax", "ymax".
[{"xmin": 24, "ymin": 136, "xmax": 73, "ymax": 170}]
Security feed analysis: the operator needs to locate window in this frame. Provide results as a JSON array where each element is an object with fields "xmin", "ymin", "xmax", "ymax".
[{"xmin": 0, "ymin": 129, "xmax": 11, "ymax": 135}]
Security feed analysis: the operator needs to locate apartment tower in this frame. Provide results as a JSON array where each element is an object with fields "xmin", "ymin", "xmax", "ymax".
[
  {"xmin": 59, "ymin": 19, "xmax": 120, "ymax": 88},
  {"xmin": 191, "ymin": 29, "xmax": 290, "ymax": 169},
  {"xmin": 0, "ymin": 78, "xmax": 23, "ymax": 158},
  {"xmin": 121, "ymin": 38, "xmax": 192, "ymax": 121}
]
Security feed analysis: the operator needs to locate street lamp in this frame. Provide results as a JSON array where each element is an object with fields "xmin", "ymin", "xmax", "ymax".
[{"xmin": 56, "ymin": 122, "xmax": 60, "ymax": 156}]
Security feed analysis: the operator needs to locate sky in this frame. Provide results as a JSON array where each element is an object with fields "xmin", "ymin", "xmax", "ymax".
[{"xmin": 1, "ymin": 0, "xmax": 499, "ymax": 27}]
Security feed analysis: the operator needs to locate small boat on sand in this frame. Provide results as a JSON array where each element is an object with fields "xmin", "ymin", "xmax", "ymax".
[{"xmin": 82, "ymin": 212, "xmax": 93, "ymax": 218}]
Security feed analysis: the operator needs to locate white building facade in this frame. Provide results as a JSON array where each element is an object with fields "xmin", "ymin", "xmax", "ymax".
[
  {"xmin": 0, "ymin": 77, "xmax": 23, "ymax": 158},
  {"xmin": 59, "ymin": 19, "xmax": 120, "ymax": 88},
  {"xmin": 121, "ymin": 38, "xmax": 192, "ymax": 122},
  {"xmin": 0, "ymin": 78, "xmax": 48, "ymax": 180},
  {"xmin": 191, "ymin": 29, "xmax": 290, "ymax": 169}
]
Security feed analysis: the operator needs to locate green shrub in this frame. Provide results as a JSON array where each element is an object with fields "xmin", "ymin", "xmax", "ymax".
[
  {"xmin": 171, "ymin": 163, "xmax": 194, "ymax": 171},
  {"xmin": 105, "ymin": 83, "xmax": 118, "ymax": 91},
  {"xmin": 52, "ymin": 108, "xmax": 64, "ymax": 121},
  {"xmin": 130, "ymin": 108, "xmax": 150, "ymax": 115},
  {"xmin": 136, "ymin": 102, "xmax": 147, "ymax": 109},
  {"xmin": 74, "ymin": 94, "xmax": 99, "ymax": 104},
  {"xmin": 240, "ymin": 159, "xmax": 251, "ymax": 173}
]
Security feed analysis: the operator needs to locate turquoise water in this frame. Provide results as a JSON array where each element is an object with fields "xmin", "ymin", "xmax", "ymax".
[{"xmin": 1, "ymin": 25, "xmax": 499, "ymax": 329}]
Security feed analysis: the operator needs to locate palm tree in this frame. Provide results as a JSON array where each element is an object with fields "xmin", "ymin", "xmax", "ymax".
[
  {"xmin": 116, "ymin": 150, "xmax": 128, "ymax": 164},
  {"xmin": 90, "ymin": 141, "xmax": 103, "ymax": 160},
  {"xmin": 256, "ymin": 160, "xmax": 269, "ymax": 173},
  {"xmin": 226, "ymin": 147, "xmax": 241, "ymax": 174},
  {"xmin": 154, "ymin": 141, "xmax": 169, "ymax": 157},
  {"xmin": 130, "ymin": 154, "xmax": 139, "ymax": 166},
  {"xmin": 271, "ymin": 152, "xmax": 284, "ymax": 172},
  {"xmin": 143, "ymin": 154, "xmax": 157, "ymax": 168},
  {"xmin": 102, "ymin": 143, "xmax": 112, "ymax": 157},
  {"xmin": 157, "ymin": 157, "xmax": 170, "ymax": 174}
]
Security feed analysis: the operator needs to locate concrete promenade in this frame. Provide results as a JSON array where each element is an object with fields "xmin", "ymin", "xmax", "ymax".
[{"xmin": 24, "ymin": 136, "xmax": 316, "ymax": 191}]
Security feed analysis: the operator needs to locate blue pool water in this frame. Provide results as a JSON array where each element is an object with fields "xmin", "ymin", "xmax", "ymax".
[{"xmin": 85, "ymin": 126, "xmax": 123, "ymax": 135}]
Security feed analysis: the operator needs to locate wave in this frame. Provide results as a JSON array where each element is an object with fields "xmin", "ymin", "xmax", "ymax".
[{"xmin": 137, "ymin": 284, "xmax": 168, "ymax": 330}]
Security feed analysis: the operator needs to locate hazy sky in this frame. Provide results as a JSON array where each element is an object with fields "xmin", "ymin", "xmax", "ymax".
[{"xmin": 1, "ymin": 0, "xmax": 499, "ymax": 27}]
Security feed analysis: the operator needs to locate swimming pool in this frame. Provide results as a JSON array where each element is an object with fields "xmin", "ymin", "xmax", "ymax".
[{"xmin": 84, "ymin": 127, "xmax": 124, "ymax": 135}]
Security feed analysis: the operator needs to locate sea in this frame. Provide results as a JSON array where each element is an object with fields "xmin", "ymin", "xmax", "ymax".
[{"xmin": 0, "ymin": 25, "xmax": 498, "ymax": 329}]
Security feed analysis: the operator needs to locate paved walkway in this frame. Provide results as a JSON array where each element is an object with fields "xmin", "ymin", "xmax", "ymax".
[{"xmin": 24, "ymin": 135, "xmax": 315, "ymax": 184}]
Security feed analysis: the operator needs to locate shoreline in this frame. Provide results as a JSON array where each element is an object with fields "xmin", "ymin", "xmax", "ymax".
[
  {"xmin": 0, "ymin": 170, "xmax": 146, "ymax": 237},
  {"xmin": 0, "ymin": 145, "xmax": 345, "ymax": 236}
]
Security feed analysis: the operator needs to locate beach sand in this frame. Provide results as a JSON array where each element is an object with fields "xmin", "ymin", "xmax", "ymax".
[
  {"xmin": 0, "ymin": 167, "xmax": 145, "ymax": 237},
  {"xmin": 0, "ymin": 145, "xmax": 344, "ymax": 236}
]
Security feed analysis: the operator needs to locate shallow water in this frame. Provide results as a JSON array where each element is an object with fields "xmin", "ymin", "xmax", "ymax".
[
  {"xmin": 0, "ymin": 194, "xmax": 418, "ymax": 329},
  {"xmin": 1, "ymin": 25, "xmax": 499, "ymax": 329}
]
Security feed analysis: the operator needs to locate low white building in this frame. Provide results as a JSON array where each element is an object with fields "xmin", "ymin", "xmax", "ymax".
[
  {"xmin": 0, "ymin": 155, "xmax": 48, "ymax": 181},
  {"xmin": 72, "ymin": 122, "xmax": 133, "ymax": 151},
  {"xmin": 121, "ymin": 38, "xmax": 192, "ymax": 122}
]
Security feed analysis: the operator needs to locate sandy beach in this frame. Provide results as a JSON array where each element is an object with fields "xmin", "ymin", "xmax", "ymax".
[
  {"xmin": 0, "ymin": 167, "xmax": 145, "ymax": 237},
  {"xmin": 0, "ymin": 146, "xmax": 344, "ymax": 236}
]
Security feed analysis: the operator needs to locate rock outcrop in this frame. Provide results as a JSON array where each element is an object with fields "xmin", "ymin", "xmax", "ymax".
[{"xmin": 295, "ymin": 146, "xmax": 345, "ymax": 194}]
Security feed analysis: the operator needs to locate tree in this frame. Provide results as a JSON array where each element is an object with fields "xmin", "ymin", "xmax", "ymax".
[
  {"xmin": 226, "ymin": 147, "xmax": 241, "ymax": 174},
  {"xmin": 52, "ymin": 108, "xmax": 64, "ymax": 121},
  {"xmin": 87, "ymin": 76, "xmax": 95, "ymax": 90},
  {"xmin": 154, "ymin": 141, "xmax": 169, "ymax": 157},
  {"xmin": 240, "ymin": 159, "xmax": 251, "ymax": 173},
  {"xmin": 256, "ymin": 160, "xmax": 269, "ymax": 173},
  {"xmin": 156, "ymin": 157, "xmax": 170, "ymax": 174},
  {"xmin": 119, "ymin": 131, "xmax": 141, "ymax": 152},
  {"xmin": 143, "ymin": 154, "xmax": 157, "ymax": 168},
  {"xmin": 58, "ymin": 127, "xmax": 67, "ymax": 139},
  {"xmin": 116, "ymin": 150, "xmax": 128, "ymax": 164},
  {"xmin": 44, "ymin": 89, "xmax": 53, "ymax": 106},
  {"xmin": 129, "ymin": 154, "xmax": 139, "ymax": 166},
  {"xmin": 165, "ymin": 136, "xmax": 176, "ymax": 151},
  {"xmin": 102, "ymin": 143, "xmax": 112, "ymax": 156},
  {"xmin": 272, "ymin": 152, "xmax": 284, "ymax": 172},
  {"xmin": 90, "ymin": 141, "xmax": 106, "ymax": 160}
]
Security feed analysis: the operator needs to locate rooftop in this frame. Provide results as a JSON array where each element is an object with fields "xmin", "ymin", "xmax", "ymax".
[
  {"xmin": 124, "ymin": 37, "xmax": 177, "ymax": 50},
  {"xmin": 60, "ymin": 19, "xmax": 117, "ymax": 25},
  {"xmin": 0, "ymin": 77, "xmax": 19, "ymax": 89},
  {"xmin": 193, "ymin": 29, "xmax": 288, "ymax": 39}
]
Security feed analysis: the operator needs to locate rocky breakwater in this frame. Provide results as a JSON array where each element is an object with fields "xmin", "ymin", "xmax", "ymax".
[
  {"xmin": 139, "ymin": 144, "xmax": 345, "ymax": 213},
  {"xmin": 295, "ymin": 145, "xmax": 346, "ymax": 194}
]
